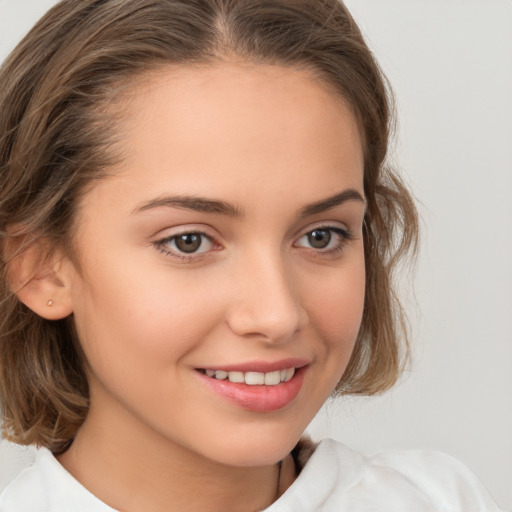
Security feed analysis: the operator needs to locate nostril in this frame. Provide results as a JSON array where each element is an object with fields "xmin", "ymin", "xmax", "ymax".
[
  {"xmin": 226, "ymin": 258, "xmax": 307, "ymax": 341},
  {"xmin": 226, "ymin": 301, "xmax": 305, "ymax": 343}
]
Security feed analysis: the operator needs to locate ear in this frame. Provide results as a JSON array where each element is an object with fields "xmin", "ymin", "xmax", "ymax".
[{"xmin": 6, "ymin": 239, "xmax": 74, "ymax": 320}]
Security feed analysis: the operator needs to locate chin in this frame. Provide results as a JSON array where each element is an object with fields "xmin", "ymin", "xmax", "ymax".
[
  {"xmin": 211, "ymin": 441, "xmax": 296, "ymax": 468},
  {"xmin": 196, "ymin": 421, "xmax": 307, "ymax": 467}
]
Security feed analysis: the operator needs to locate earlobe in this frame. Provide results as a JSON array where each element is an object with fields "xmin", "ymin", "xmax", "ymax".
[
  {"xmin": 6, "ymin": 241, "xmax": 74, "ymax": 320},
  {"xmin": 16, "ymin": 268, "xmax": 74, "ymax": 320}
]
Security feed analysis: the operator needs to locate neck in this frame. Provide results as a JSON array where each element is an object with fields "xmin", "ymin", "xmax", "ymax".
[{"xmin": 57, "ymin": 400, "xmax": 295, "ymax": 512}]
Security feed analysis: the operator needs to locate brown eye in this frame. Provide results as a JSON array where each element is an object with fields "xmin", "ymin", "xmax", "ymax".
[
  {"xmin": 307, "ymin": 229, "xmax": 332, "ymax": 249},
  {"xmin": 174, "ymin": 233, "xmax": 204, "ymax": 253},
  {"xmin": 155, "ymin": 231, "xmax": 215, "ymax": 259},
  {"xmin": 294, "ymin": 226, "xmax": 352, "ymax": 253}
]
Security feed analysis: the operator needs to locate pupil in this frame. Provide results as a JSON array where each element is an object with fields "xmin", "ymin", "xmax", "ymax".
[
  {"xmin": 308, "ymin": 229, "xmax": 331, "ymax": 249},
  {"xmin": 176, "ymin": 233, "xmax": 201, "ymax": 253}
]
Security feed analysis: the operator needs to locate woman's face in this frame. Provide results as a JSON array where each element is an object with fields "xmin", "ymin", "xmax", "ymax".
[{"xmin": 64, "ymin": 63, "xmax": 366, "ymax": 466}]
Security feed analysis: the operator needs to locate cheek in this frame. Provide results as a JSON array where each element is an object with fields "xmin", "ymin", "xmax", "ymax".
[
  {"xmin": 294, "ymin": 252, "xmax": 365, "ymax": 414},
  {"xmin": 319, "ymin": 282, "xmax": 363, "ymax": 335},
  {"xmin": 307, "ymin": 256, "xmax": 365, "ymax": 353},
  {"xmin": 70, "ymin": 265, "xmax": 223, "ymax": 377}
]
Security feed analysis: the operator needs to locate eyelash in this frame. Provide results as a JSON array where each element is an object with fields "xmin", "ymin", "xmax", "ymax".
[
  {"xmin": 153, "ymin": 225, "xmax": 353, "ymax": 261},
  {"xmin": 154, "ymin": 230, "xmax": 216, "ymax": 261},
  {"xmin": 294, "ymin": 226, "xmax": 353, "ymax": 256}
]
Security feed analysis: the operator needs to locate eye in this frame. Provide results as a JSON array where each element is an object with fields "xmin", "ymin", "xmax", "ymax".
[
  {"xmin": 306, "ymin": 228, "xmax": 333, "ymax": 249},
  {"xmin": 155, "ymin": 231, "xmax": 214, "ymax": 257},
  {"xmin": 295, "ymin": 226, "xmax": 352, "ymax": 252},
  {"xmin": 173, "ymin": 233, "xmax": 209, "ymax": 253}
]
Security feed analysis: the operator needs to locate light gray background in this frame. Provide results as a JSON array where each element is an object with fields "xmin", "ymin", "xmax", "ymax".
[{"xmin": 0, "ymin": 1, "xmax": 511, "ymax": 509}]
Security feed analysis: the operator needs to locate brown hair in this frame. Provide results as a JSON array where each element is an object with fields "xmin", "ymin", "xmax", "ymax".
[{"xmin": 0, "ymin": 0, "xmax": 418, "ymax": 453}]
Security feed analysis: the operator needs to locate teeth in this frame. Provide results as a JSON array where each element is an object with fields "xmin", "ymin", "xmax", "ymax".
[
  {"xmin": 284, "ymin": 367, "xmax": 295, "ymax": 382},
  {"xmin": 264, "ymin": 371, "xmax": 281, "ymax": 386},
  {"xmin": 204, "ymin": 367, "xmax": 296, "ymax": 385},
  {"xmin": 245, "ymin": 371, "xmax": 265, "ymax": 385},
  {"xmin": 227, "ymin": 371, "xmax": 244, "ymax": 383}
]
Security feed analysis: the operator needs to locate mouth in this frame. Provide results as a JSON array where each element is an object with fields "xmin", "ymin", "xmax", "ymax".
[
  {"xmin": 195, "ymin": 361, "xmax": 308, "ymax": 413},
  {"xmin": 198, "ymin": 367, "xmax": 296, "ymax": 386}
]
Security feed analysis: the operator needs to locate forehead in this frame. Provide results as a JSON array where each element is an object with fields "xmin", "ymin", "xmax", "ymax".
[{"xmin": 79, "ymin": 62, "xmax": 364, "ymax": 218}]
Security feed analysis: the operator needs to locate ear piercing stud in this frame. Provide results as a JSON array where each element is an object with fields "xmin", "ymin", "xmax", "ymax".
[{"xmin": 47, "ymin": 299, "xmax": 54, "ymax": 307}]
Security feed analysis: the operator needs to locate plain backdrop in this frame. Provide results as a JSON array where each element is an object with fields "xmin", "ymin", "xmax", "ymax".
[{"xmin": 0, "ymin": 0, "xmax": 511, "ymax": 509}]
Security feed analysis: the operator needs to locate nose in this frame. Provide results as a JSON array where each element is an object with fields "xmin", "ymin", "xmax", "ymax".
[{"xmin": 226, "ymin": 251, "xmax": 308, "ymax": 343}]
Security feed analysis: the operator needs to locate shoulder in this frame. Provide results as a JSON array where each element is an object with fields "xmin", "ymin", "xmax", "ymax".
[
  {"xmin": 0, "ymin": 447, "xmax": 115, "ymax": 512},
  {"xmin": 266, "ymin": 439, "xmax": 505, "ymax": 512},
  {"xmin": 0, "ymin": 448, "xmax": 49, "ymax": 512},
  {"xmin": 367, "ymin": 447, "xmax": 503, "ymax": 511}
]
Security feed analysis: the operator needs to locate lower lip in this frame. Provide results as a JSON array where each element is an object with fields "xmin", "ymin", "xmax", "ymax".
[{"xmin": 197, "ymin": 367, "xmax": 307, "ymax": 413}]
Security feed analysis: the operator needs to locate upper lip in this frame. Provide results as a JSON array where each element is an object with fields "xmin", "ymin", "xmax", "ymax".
[{"xmin": 197, "ymin": 358, "xmax": 310, "ymax": 373}]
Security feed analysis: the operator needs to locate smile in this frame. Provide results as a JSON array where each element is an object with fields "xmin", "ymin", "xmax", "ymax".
[
  {"xmin": 201, "ymin": 367, "xmax": 295, "ymax": 386},
  {"xmin": 196, "ymin": 362, "xmax": 308, "ymax": 413}
]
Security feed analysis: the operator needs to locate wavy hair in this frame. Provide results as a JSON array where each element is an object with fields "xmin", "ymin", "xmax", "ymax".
[{"xmin": 0, "ymin": 0, "xmax": 418, "ymax": 453}]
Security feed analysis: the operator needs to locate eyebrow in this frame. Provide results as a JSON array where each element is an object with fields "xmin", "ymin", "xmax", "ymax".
[
  {"xmin": 298, "ymin": 189, "xmax": 366, "ymax": 217},
  {"xmin": 133, "ymin": 196, "xmax": 243, "ymax": 217},
  {"xmin": 132, "ymin": 189, "xmax": 365, "ymax": 217}
]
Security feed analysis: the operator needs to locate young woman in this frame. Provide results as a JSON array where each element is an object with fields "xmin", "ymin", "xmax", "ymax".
[{"xmin": 0, "ymin": 1, "xmax": 503, "ymax": 510}]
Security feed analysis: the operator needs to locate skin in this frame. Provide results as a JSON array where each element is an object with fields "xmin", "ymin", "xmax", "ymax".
[{"xmin": 54, "ymin": 62, "xmax": 367, "ymax": 512}]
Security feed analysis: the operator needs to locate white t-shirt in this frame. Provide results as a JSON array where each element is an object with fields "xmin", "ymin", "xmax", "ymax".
[{"xmin": 0, "ymin": 438, "xmax": 505, "ymax": 512}]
